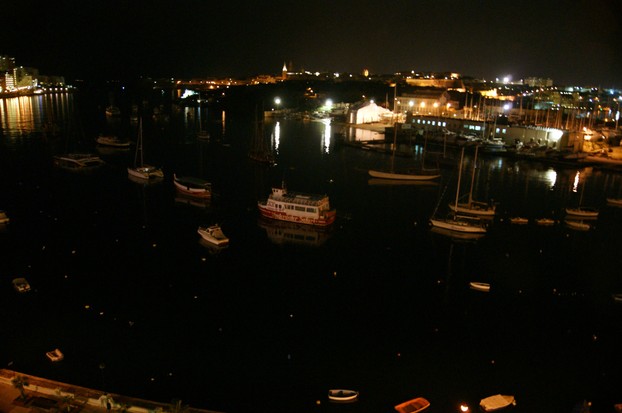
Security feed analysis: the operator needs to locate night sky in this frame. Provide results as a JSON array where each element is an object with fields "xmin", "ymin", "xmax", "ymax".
[{"xmin": 3, "ymin": 0, "xmax": 621, "ymax": 87}]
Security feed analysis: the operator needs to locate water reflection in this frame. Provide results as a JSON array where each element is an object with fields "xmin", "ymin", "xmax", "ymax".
[
  {"xmin": 321, "ymin": 119, "xmax": 331, "ymax": 154},
  {"xmin": 0, "ymin": 93, "xmax": 72, "ymax": 138},
  {"xmin": 258, "ymin": 217, "xmax": 332, "ymax": 247}
]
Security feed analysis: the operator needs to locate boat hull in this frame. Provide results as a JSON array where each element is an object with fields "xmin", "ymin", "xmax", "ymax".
[
  {"xmin": 394, "ymin": 397, "xmax": 430, "ymax": 413},
  {"xmin": 368, "ymin": 169, "xmax": 440, "ymax": 181},
  {"xmin": 328, "ymin": 389, "xmax": 359, "ymax": 402},
  {"xmin": 429, "ymin": 218, "xmax": 486, "ymax": 234},
  {"xmin": 128, "ymin": 166, "xmax": 164, "ymax": 180},
  {"xmin": 258, "ymin": 204, "xmax": 336, "ymax": 227},
  {"xmin": 197, "ymin": 226, "xmax": 229, "ymax": 246},
  {"xmin": 449, "ymin": 203, "xmax": 496, "ymax": 217}
]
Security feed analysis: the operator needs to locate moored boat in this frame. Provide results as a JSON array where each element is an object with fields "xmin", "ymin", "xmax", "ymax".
[
  {"xmin": 479, "ymin": 394, "xmax": 516, "ymax": 411},
  {"xmin": 96, "ymin": 135, "xmax": 130, "ymax": 148},
  {"xmin": 565, "ymin": 207, "xmax": 599, "ymax": 219},
  {"xmin": 53, "ymin": 153, "xmax": 105, "ymax": 171},
  {"xmin": 368, "ymin": 169, "xmax": 441, "ymax": 181},
  {"xmin": 174, "ymin": 174, "xmax": 212, "ymax": 199},
  {"xmin": 12, "ymin": 277, "xmax": 31, "ymax": 293},
  {"xmin": 0, "ymin": 210, "xmax": 9, "ymax": 224},
  {"xmin": 470, "ymin": 281, "xmax": 491, "ymax": 292},
  {"xmin": 46, "ymin": 348, "xmax": 64, "ymax": 362},
  {"xmin": 128, "ymin": 118, "xmax": 164, "ymax": 181},
  {"xmin": 197, "ymin": 225, "xmax": 229, "ymax": 246},
  {"xmin": 328, "ymin": 389, "xmax": 359, "ymax": 402},
  {"xmin": 258, "ymin": 185, "xmax": 336, "ymax": 227},
  {"xmin": 509, "ymin": 217, "xmax": 529, "ymax": 225},
  {"xmin": 606, "ymin": 198, "xmax": 622, "ymax": 207},
  {"xmin": 535, "ymin": 218, "xmax": 556, "ymax": 226},
  {"xmin": 394, "ymin": 397, "xmax": 430, "ymax": 413}
]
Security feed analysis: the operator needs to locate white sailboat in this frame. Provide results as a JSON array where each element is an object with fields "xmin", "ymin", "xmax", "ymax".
[
  {"xmin": 565, "ymin": 171, "xmax": 598, "ymax": 218},
  {"xmin": 429, "ymin": 147, "xmax": 487, "ymax": 234},
  {"xmin": 127, "ymin": 118, "xmax": 164, "ymax": 181},
  {"xmin": 368, "ymin": 123, "xmax": 441, "ymax": 181},
  {"xmin": 448, "ymin": 144, "xmax": 496, "ymax": 217}
]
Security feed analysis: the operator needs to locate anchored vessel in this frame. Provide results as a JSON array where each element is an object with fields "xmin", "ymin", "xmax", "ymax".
[{"xmin": 258, "ymin": 185, "xmax": 336, "ymax": 227}]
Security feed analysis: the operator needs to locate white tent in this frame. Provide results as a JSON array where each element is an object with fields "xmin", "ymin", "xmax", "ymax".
[{"xmin": 349, "ymin": 102, "xmax": 391, "ymax": 124}]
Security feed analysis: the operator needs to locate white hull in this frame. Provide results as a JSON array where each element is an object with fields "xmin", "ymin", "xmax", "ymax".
[
  {"xmin": 449, "ymin": 202, "xmax": 496, "ymax": 217},
  {"xmin": 197, "ymin": 225, "xmax": 229, "ymax": 246},
  {"xmin": 258, "ymin": 186, "xmax": 336, "ymax": 227},
  {"xmin": 607, "ymin": 198, "xmax": 622, "ymax": 206},
  {"xmin": 368, "ymin": 169, "xmax": 440, "ymax": 181},
  {"xmin": 429, "ymin": 218, "xmax": 486, "ymax": 234},
  {"xmin": 328, "ymin": 389, "xmax": 359, "ymax": 402},
  {"xmin": 565, "ymin": 208, "xmax": 598, "ymax": 218}
]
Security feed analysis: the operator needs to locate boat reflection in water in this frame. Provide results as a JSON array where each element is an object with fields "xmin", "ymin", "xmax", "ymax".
[
  {"xmin": 258, "ymin": 217, "xmax": 332, "ymax": 247},
  {"xmin": 174, "ymin": 194, "xmax": 211, "ymax": 209}
]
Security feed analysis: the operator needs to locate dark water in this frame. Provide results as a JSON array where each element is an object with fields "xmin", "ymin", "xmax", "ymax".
[{"xmin": 1, "ymin": 91, "xmax": 622, "ymax": 413}]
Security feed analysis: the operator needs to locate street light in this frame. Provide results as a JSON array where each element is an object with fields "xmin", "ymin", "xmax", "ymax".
[{"xmin": 274, "ymin": 97, "xmax": 281, "ymax": 111}]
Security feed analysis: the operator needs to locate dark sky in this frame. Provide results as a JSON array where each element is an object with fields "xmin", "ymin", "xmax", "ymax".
[{"xmin": 3, "ymin": 0, "xmax": 621, "ymax": 87}]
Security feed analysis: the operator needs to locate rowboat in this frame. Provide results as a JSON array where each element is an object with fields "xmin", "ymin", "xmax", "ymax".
[
  {"xmin": 470, "ymin": 281, "xmax": 491, "ymax": 292},
  {"xmin": 509, "ymin": 217, "xmax": 528, "ymax": 225},
  {"xmin": 46, "ymin": 348, "xmax": 64, "ymax": 362},
  {"xmin": 479, "ymin": 394, "xmax": 516, "ymax": 411},
  {"xmin": 394, "ymin": 397, "xmax": 430, "ymax": 413},
  {"xmin": 328, "ymin": 389, "xmax": 359, "ymax": 402},
  {"xmin": 174, "ymin": 174, "xmax": 212, "ymax": 199}
]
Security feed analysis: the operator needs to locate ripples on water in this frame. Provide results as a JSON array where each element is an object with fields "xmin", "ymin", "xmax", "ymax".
[{"xmin": 1, "ymin": 91, "xmax": 622, "ymax": 413}]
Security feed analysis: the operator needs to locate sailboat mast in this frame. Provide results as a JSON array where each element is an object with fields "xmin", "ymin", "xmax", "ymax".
[
  {"xmin": 454, "ymin": 147, "xmax": 465, "ymax": 215},
  {"xmin": 390, "ymin": 122, "xmax": 398, "ymax": 173},
  {"xmin": 467, "ymin": 144, "xmax": 479, "ymax": 206}
]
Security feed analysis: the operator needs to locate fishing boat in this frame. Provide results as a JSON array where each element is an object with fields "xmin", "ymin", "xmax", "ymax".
[
  {"xmin": 174, "ymin": 174, "xmax": 212, "ymax": 199},
  {"xmin": 257, "ymin": 184, "xmax": 336, "ymax": 227},
  {"xmin": 53, "ymin": 153, "xmax": 105, "ymax": 171},
  {"xmin": 368, "ymin": 123, "xmax": 440, "ymax": 181},
  {"xmin": 127, "ymin": 118, "xmax": 164, "ymax": 181},
  {"xmin": 470, "ymin": 281, "xmax": 491, "ymax": 292},
  {"xmin": 479, "ymin": 394, "xmax": 516, "ymax": 411},
  {"xmin": 197, "ymin": 225, "xmax": 229, "ymax": 246},
  {"xmin": 12, "ymin": 278, "xmax": 31, "ymax": 293},
  {"xmin": 0, "ymin": 210, "xmax": 9, "ymax": 224},
  {"xmin": 429, "ymin": 148, "xmax": 487, "ymax": 234},
  {"xmin": 96, "ymin": 135, "xmax": 130, "ymax": 148},
  {"xmin": 448, "ymin": 145, "xmax": 496, "ymax": 217},
  {"xmin": 328, "ymin": 389, "xmax": 359, "ymax": 402},
  {"xmin": 394, "ymin": 397, "xmax": 430, "ymax": 413},
  {"xmin": 46, "ymin": 348, "xmax": 64, "ymax": 362}
]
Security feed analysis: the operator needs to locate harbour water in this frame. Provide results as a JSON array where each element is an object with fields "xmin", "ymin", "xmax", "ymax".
[{"xmin": 1, "ymin": 89, "xmax": 622, "ymax": 413}]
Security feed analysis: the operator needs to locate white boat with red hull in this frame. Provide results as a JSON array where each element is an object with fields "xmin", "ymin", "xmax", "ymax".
[{"xmin": 258, "ymin": 185, "xmax": 336, "ymax": 227}]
